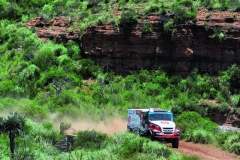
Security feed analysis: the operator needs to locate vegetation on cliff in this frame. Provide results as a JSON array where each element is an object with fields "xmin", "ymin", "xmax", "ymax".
[{"xmin": 0, "ymin": 0, "xmax": 240, "ymax": 159}]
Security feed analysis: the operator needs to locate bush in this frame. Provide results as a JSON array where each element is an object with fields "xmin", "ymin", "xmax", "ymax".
[
  {"xmin": 175, "ymin": 111, "xmax": 219, "ymax": 137},
  {"xmin": 33, "ymin": 48, "xmax": 57, "ymax": 71},
  {"xmin": 142, "ymin": 82, "xmax": 161, "ymax": 96},
  {"xmin": 222, "ymin": 133, "xmax": 240, "ymax": 154},
  {"xmin": 185, "ymin": 129, "xmax": 214, "ymax": 144},
  {"xmin": 142, "ymin": 21, "xmax": 153, "ymax": 34},
  {"xmin": 75, "ymin": 59, "xmax": 99, "ymax": 79},
  {"xmin": 0, "ymin": 80, "xmax": 15, "ymax": 97},
  {"xmin": 220, "ymin": 64, "xmax": 240, "ymax": 94},
  {"xmin": 119, "ymin": 8, "xmax": 138, "ymax": 34},
  {"xmin": 1, "ymin": 2, "xmax": 23, "ymax": 20},
  {"xmin": 21, "ymin": 103, "xmax": 49, "ymax": 120},
  {"xmin": 112, "ymin": 132, "xmax": 148, "ymax": 158},
  {"xmin": 73, "ymin": 130, "xmax": 109, "ymax": 150},
  {"xmin": 112, "ymin": 132, "xmax": 174, "ymax": 159},
  {"xmin": 173, "ymin": 0, "xmax": 197, "ymax": 24},
  {"xmin": 164, "ymin": 19, "xmax": 174, "ymax": 32}
]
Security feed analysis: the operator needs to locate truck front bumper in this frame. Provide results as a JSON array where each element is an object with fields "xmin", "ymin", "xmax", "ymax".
[{"xmin": 153, "ymin": 132, "xmax": 180, "ymax": 139}]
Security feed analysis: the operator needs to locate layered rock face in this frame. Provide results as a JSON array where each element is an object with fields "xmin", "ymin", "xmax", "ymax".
[
  {"xmin": 83, "ymin": 10, "xmax": 240, "ymax": 76},
  {"xmin": 28, "ymin": 10, "xmax": 240, "ymax": 76}
]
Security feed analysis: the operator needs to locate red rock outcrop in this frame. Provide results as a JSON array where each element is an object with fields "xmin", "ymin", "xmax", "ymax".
[
  {"xmin": 27, "ymin": 10, "xmax": 240, "ymax": 76},
  {"xmin": 27, "ymin": 16, "xmax": 80, "ymax": 43}
]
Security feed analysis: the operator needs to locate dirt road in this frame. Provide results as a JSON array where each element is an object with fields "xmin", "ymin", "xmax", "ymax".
[
  {"xmin": 63, "ymin": 117, "xmax": 240, "ymax": 159},
  {"xmin": 171, "ymin": 140, "xmax": 239, "ymax": 160}
]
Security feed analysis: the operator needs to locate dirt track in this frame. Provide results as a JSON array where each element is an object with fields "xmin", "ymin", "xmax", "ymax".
[
  {"xmin": 170, "ymin": 140, "xmax": 239, "ymax": 160},
  {"xmin": 63, "ymin": 117, "xmax": 239, "ymax": 159}
]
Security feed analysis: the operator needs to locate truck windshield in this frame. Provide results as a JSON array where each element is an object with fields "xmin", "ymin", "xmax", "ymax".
[{"xmin": 148, "ymin": 113, "xmax": 173, "ymax": 121}]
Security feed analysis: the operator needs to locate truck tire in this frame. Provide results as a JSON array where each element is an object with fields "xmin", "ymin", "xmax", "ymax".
[
  {"xmin": 148, "ymin": 133, "xmax": 155, "ymax": 141},
  {"xmin": 172, "ymin": 138, "xmax": 179, "ymax": 148}
]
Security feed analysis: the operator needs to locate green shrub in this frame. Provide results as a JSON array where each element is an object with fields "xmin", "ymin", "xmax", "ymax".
[
  {"xmin": 144, "ymin": 4, "xmax": 160, "ymax": 14},
  {"xmin": 175, "ymin": 111, "xmax": 219, "ymax": 137},
  {"xmin": 112, "ymin": 132, "xmax": 173, "ymax": 159},
  {"xmin": 21, "ymin": 103, "xmax": 49, "ymax": 120},
  {"xmin": 230, "ymin": 94, "xmax": 240, "ymax": 107},
  {"xmin": 112, "ymin": 132, "xmax": 147, "ymax": 158},
  {"xmin": 180, "ymin": 154, "xmax": 200, "ymax": 160},
  {"xmin": 73, "ymin": 130, "xmax": 109, "ymax": 150},
  {"xmin": 119, "ymin": 8, "xmax": 138, "ymax": 34},
  {"xmin": 173, "ymin": 0, "xmax": 197, "ymax": 24},
  {"xmin": 142, "ymin": 21, "xmax": 153, "ymax": 34},
  {"xmin": 0, "ymin": 80, "xmax": 15, "ymax": 97},
  {"xmin": 56, "ymin": 104, "xmax": 81, "ymax": 119},
  {"xmin": 220, "ymin": 64, "xmax": 240, "ymax": 94},
  {"xmin": 33, "ymin": 48, "xmax": 57, "ymax": 71},
  {"xmin": 24, "ymin": 119, "xmax": 63, "ymax": 145},
  {"xmin": 185, "ymin": 129, "xmax": 214, "ymax": 144},
  {"xmin": 222, "ymin": 133, "xmax": 240, "ymax": 154},
  {"xmin": 65, "ymin": 40, "xmax": 81, "ymax": 60},
  {"xmin": 0, "ymin": 2, "xmax": 23, "ymax": 20},
  {"xmin": 76, "ymin": 59, "xmax": 100, "ymax": 79},
  {"xmin": 153, "ymin": 72, "xmax": 170, "ymax": 87},
  {"xmin": 142, "ymin": 82, "xmax": 161, "ymax": 96},
  {"xmin": 164, "ymin": 19, "xmax": 174, "ymax": 32},
  {"xmin": 87, "ymin": 0, "xmax": 102, "ymax": 8}
]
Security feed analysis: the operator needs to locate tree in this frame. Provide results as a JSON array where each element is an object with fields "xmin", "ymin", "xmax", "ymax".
[
  {"xmin": 0, "ymin": 112, "xmax": 25, "ymax": 158},
  {"xmin": 18, "ymin": 64, "xmax": 40, "ymax": 98}
]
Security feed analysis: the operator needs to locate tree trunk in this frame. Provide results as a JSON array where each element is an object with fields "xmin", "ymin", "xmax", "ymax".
[{"xmin": 9, "ymin": 131, "xmax": 15, "ymax": 158}]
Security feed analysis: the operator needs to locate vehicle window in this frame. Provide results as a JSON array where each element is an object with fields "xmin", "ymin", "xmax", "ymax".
[{"xmin": 149, "ymin": 113, "xmax": 173, "ymax": 121}]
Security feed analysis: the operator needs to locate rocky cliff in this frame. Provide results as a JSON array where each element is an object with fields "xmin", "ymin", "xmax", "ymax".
[{"xmin": 27, "ymin": 10, "xmax": 240, "ymax": 76}]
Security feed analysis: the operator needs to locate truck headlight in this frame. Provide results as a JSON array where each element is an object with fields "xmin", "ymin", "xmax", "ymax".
[{"xmin": 175, "ymin": 131, "xmax": 180, "ymax": 136}]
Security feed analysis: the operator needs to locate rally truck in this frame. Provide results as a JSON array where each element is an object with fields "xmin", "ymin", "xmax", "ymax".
[{"xmin": 127, "ymin": 108, "xmax": 180, "ymax": 148}]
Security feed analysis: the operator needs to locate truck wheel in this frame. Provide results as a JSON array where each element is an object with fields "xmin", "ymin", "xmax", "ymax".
[
  {"xmin": 172, "ymin": 139, "xmax": 179, "ymax": 148},
  {"xmin": 148, "ymin": 133, "xmax": 155, "ymax": 141}
]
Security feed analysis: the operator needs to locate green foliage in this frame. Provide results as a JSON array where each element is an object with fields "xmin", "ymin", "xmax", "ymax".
[
  {"xmin": 60, "ymin": 121, "xmax": 71, "ymax": 134},
  {"xmin": 18, "ymin": 64, "xmax": 41, "ymax": 98},
  {"xmin": 24, "ymin": 119, "xmax": 63, "ymax": 145},
  {"xmin": 65, "ymin": 40, "xmax": 81, "ymax": 60},
  {"xmin": 142, "ymin": 21, "xmax": 153, "ymax": 34},
  {"xmin": 119, "ymin": 8, "xmax": 138, "ymax": 33},
  {"xmin": 184, "ymin": 129, "xmax": 215, "ymax": 144},
  {"xmin": 0, "ymin": 2, "xmax": 23, "ymax": 20},
  {"xmin": 220, "ymin": 64, "xmax": 240, "ymax": 94},
  {"xmin": 217, "ymin": 131, "xmax": 240, "ymax": 154},
  {"xmin": 33, "ymin": 48, "xmax": 57, "ymax": 71},
  {"xmin": 21, "ymin": 102, "xmax": 49, "ymax": 120},
  {"xmin": 164, "ymin": 19, "xmax": 174, "ymax": 32},
  {"xmin": 175, "ymin": 111, "xmax": 219, "ymax": 138},
  {"xmin": 209, "ymin": 27, "xmax": 225, "ymax": 41},
  {"xmin": 112, "ymin": 132, "xmax": 171, "ymax": 159},
  {"xmin": 0, "ymin": 112, "xmax": 25, "ymax": 158},
  {"xmin": 0, "ymin": 80, "xmax": 15, "ymax": 97},
  {"xmin": 76, "ymin": 59, "xmax": 100, "ymax": 79},
  {"xmin": 142, "ymin": 82, "xmax": 161, "ymax": 96},
  {"xmin": 73, "ymin": 130, "xmax": 109, "ymax": 150},
  {"xmin": 172, "ymin": 0, "xmax": 197, "ymax": 24},
  {"xmin": 1, "ymin": 1, "xmax": 240, "ymax": 157},
  {"xmin": 144, "ymin": 4, "xmax": 160, "ymax": 14}
]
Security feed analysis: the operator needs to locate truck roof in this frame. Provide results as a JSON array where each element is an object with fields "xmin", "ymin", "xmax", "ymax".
[{"xmin": 128, "ymin": 108, "xmax": 171, "ymax": 112}]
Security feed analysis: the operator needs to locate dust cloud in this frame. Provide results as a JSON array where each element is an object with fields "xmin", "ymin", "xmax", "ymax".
[
  {"xmin": 0, "ymin": 110, "xmax": 127, "ymax": 136},
  {"xmin": 60, "ymin": 117, "xmax": 127, "ymax": 136}
]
